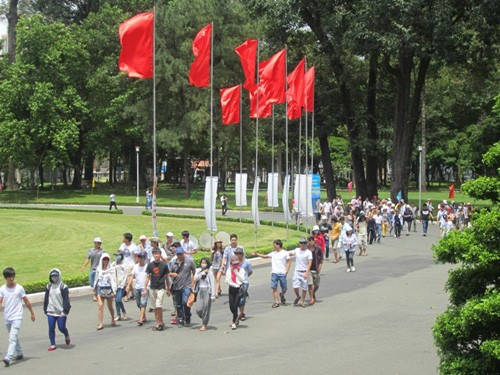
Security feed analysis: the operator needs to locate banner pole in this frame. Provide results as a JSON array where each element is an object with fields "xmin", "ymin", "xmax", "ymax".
[
  {"xmin": 285, "ymin": 49, "xmax": 289, "ymax": 240},
  {"xmin": 271, "ymin": 105, "xmax": 275, "ymax": 227},
  {"xmin": 210, "ymin": 21, "xmax": 214, "ymax": 233},
  {"xmin": 239, "ymin": 84, "xmax": 243, "ymax": 223},
  {"xmin": 305, "ymin": 58, "xmax": 309, "ymax": 232},
  {"xmin": 152, "ymin": 6, "xmax": 158, "ymax": 237},
  {"xmin": 254, "ymin": 40, "xmax": 260, "ymax": 251}
]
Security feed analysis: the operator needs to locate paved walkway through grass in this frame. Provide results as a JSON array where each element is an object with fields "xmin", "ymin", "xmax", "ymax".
[{"xmin": 2, "ymin": 222, "xmax": 449, "ymax": 374}]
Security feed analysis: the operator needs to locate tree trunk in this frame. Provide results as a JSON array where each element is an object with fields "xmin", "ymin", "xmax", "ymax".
[
  {"xmin": 388, "ymin": 53, "xmax": 430, "ymax": 202},
  {"xmin": 84, "ymin": 152, "xmax": 94, "ymax": 182},
  {"xmin": 6, "ymin": 0, "xmax": 19, "ymax": 191},
  {"xmin": 38, "ymin": 164, "xmax": 44, "ymax": 187},
  {"xmin": 421, "ymin": 86, "xmax": 427, "ymax": 192},
  {"xmin": 183, "ymin": 152, "xmax": 191, "ymax": 197},
  {"xmin": 318, "ymin": 133, "xmax": 336, "ymax": 201},
  {"xmin": 366, "ymin": 52, "xmax": 379, "ymax": 199},
  {"xmin": 71, "ymin": 140, "xmax": 84, "ymax": 188}
]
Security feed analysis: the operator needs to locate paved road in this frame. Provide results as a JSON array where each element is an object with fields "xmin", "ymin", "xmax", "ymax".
[{"xmin": 1, "ymin": 222, "xmax": 449, "ymax": 374}]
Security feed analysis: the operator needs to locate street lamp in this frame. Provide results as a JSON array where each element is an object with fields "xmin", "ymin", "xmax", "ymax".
[
  {"xmin": 418, "ymin": 145, "xmax": 423, "ymax": 213},
  {"xmin": 135, "ymin": 146, "xmax": 140, "ymax": 203}
]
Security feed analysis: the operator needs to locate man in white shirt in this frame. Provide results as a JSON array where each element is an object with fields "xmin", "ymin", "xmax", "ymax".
[
  {"xmin": 179, "ymin": 231, "xmax": 197, "ymax": 259},
  {"xmin": 288, "ymin": 239, "xmax": 313, "ymax": 307},
  {"xmin": 252, "ymin": 240, "xmax": 291, "ymax": 308},
  {"xmin": 119, "ymin": 232, "xmax": 137, "ymax": 301}
]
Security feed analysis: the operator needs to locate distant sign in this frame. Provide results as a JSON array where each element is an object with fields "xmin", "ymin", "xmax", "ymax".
[{"xmin": 312, "ymin": 174, "xmax": 321, "ymax": 203}]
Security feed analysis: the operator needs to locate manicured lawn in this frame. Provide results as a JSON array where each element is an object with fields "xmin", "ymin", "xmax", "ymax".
[
  {"xmin": 0, "ymin": 209, "xmax": 304, "ymax": 285},
  {"xmin": 0, "ymin": 183, "xmax": 490, "ymax": 208}
]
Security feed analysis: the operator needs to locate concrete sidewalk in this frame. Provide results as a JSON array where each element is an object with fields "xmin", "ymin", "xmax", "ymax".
[{"xmin": 1, "ymin": 223, "xmax": 449, "ymax": 374}]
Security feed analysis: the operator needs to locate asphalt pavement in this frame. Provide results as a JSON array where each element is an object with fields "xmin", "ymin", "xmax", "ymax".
[{"xmin": 0, "ymin": 217, "xmax": 449, "ymax": 375}]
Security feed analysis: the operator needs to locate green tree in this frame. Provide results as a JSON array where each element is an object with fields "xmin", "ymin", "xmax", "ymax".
[{"xmin": 433, "ymin": 142, "xmax": 500, "ymax": 374}]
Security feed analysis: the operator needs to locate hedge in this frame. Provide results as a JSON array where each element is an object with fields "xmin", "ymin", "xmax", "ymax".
[
  {"xmin": 0, "ymin": 206, "xmax": 124, "ymax": 215},
  {"xmin": 24, "ymin": 274, "xmax": 89, "ymax": 294}
]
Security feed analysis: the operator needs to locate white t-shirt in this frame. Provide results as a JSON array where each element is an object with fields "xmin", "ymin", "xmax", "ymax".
[
  {"xmin": 268, "ymin": 250, "xmax": 290, "ymax": 274},
  {"xmin": 323, "ymin": 201, "xmax": 332, "ymax": 213},
  {"xmin": 132, "ymin": 263, "xmax": 148, "ymax": 290},
  {"xmin": 120, "ymin": 242, "xmax": 137, "ymax": 263},
  {"xmin": 180, "ymin": 239, "xmax": 197, "ymax": 259},
  {"xmin": 0, "ymin": 284, "xmax": 26, "ymax": 321},
  {"xmin": 289, "ymin": 248, "xmax": 313, "ymax": 271}
]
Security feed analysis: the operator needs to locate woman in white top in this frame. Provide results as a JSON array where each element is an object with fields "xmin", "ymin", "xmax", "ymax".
[
  {"xmin": 93, "ymin": 253, "xmax": 116, "ymax": 330},
  {"xmin": 225, "ymin": 255, "xmax": 245, "ymax": 330},
  {"xmin": 193, "ymin": 258, "xmax": 216, "ymax": 331}
]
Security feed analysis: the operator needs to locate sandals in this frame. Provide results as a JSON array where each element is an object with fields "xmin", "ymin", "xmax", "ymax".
[
  {"xmin": 272, "ymin": 303, "xmax": 280, "ymax": 308},
  {"xmin": 97, "ymin": 325, "xmax": 104, "ymax": 330},
  {"xmin": 137, "ymin": 320, "xmax": 144, "ymax": 326},
  {"xmin": 239, "ymin": 313, "xmax": 246, "ymax": 321},
  {"xmin": 293, "ymin": 297, "xmax": 300, "ymax": 305},
  {"xmin": 154, "ymin": 324, "xmax": 165, "ymax": 331},
  {"xmin": 280, "ymin": 292, "xmax": 286, "ymax": 304}
]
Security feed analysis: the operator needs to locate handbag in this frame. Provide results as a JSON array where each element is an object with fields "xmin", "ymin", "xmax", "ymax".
[{"xmin": 187, "ymin": 291, "xmax": 197, "ymax": 307}]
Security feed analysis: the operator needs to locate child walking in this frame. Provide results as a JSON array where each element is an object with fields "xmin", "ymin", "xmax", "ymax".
[
  {"xmin": 343, "ymin": 225, "xmax": 358, "ymax": 272},
  {"xmin": 43, "ymin": 269, "xmax": 71, "ymax": 351},
  {"xmin": 0, "ymin": 267, "xmax": 36, "ymax": 367}
]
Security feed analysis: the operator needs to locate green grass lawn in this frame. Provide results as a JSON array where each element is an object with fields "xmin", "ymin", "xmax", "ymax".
[
  {"xmin": 0, "ymin": 209, "xmax": 304, "ymax": 285},
  {"xmin": 0, "ymin": 183, "xmax": 491, "ymax": 209}
]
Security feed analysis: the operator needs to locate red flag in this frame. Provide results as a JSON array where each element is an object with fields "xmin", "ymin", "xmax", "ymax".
[
  {"xmin": 249, "ymin": 83, "xmax": 272, "ymax": 119},
  {"xmin": 304, "ymin": 66, "xmax": 315, "ymax": 112},
  {"xmin": 286, "ymin": 58, "xmax": 305, "ymax": 120},
  {"xmin": 118, "ymin": 12, "xmax": 154, "ymax": 79},
  {"xmin": 259, "ymin": 49, "xmax": 286, "ymax": 105},
  {"xmin": 449, "ymin": 184, "xmax": 455, "ymax": 199},
  {"xmin": 235, "ymin": 39, "xmax": 258, "ymax": 91},
  {"xmin": 220, "ymin": 85, "xmax": 241, "ymax": 125},
  {"xmin": 189, "ymin": 23, "xmax": 211, "ymax": 87}
]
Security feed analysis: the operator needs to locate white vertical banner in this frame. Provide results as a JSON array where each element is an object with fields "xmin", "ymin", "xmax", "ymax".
[
  {"xmin": 282, "ymin": 175, "xmax": 291, "ymax": 222},
  {"xmin": 204, "ymin": 176, "xmax": 218, "ymax": 231},
  {"xmin": 267, "ymin": 173, "xmax": 279, "ymax": 207},
  {"xmin": 252, "ymin": 177, "xmax": 260, "ymax": 226},
  {"xmin": 294, "ymin": 174, "xmax": 312, "ymax": 217},
  {"xmin": 235, "ymin": 173, "xmax": 247, "ymax": 206},
  {"xmin": 306, "ymin": 174, "xmax": 313, "ymax": 217}
]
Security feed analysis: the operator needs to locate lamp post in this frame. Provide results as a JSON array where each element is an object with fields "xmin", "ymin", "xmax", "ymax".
[
  {"xmin": 135, "ymin": 146, "xmax": 140, "ymax": 203},
  {"xmin": 418, "ymin": 145, "xmax": 423, "ymax": 213}
]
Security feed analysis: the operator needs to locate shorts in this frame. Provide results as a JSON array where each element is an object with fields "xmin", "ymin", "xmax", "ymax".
[
  {"xmin": 270, "ymin": 273, "xmax": 287, "ymax": 291},
  {"xmin": 331, "ymin": 239, "xmax": 339, "ymax": 250},
  {"xmin": 97, "ymin": 286, "xmax": 113, "ymax": 299},
  {"xmin": 308, "ymin": 270, "xmax": 320, "ymax": 288},
  {"xmin": 134, "ymin": 289, "xmax": 149, "ymax": 308},
  {"xmin": 149, "ymin": 288, "xmax": 165, "ymax": 309},
  {"xmin": 358, "ymin": 234, "xmax": 367, "ymax": 247},
  {"xmin": 292, "ymin": 271, "xmax": 308, "ymax": 291}
]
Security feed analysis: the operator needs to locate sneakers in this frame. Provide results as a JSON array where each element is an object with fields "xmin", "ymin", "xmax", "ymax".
[
  {"xmin": 121, "ymin": 312, "xmax": 127, "ymax": 320},
  {"xmin": 231, "ymin": 323, "xmax": 237, "ymax": 330},
  {"xmin": 48, "ymin": 345, "xmax": 57, "ymax": 351},
  {"xmin": 114, "ymin": 315, "xmax": 121, "ymax": 321},
  {"xmin": 65, "ymin": 335, "xmax": 71, "ymax": 345},
  {"xmin": 170, "ymin": 319, "xmax": 178, "ymax": 325},
  {"xmin": 185, "ymin": 317, "xmax": 191, "ymax": 326},
  {"xmin": 14, "ymin": 355, "xmax": 23, "ymax": 361},
  {"xmin": 351, "ymin": 267, "xmax": 356, "ymax": 272},
  {"xmin": 3, "ymin": 359, "xmax": 9, "ymax": 367},
  {"xmin": 346, "ymin": 268, "xmax": 351, "ymax": 272}
]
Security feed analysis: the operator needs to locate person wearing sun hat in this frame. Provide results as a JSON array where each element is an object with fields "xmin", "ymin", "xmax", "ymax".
[
  {"xmin": 81, "ymin": 237, "xmax": 105, "ymax": 302},
  {"xmin": 224, "ymin": 255, "xmax": 245, "ymax": 330}
]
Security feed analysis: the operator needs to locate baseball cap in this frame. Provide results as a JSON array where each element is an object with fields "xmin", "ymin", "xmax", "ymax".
[
  {"xmin": 234, "ymin": 247, "xmax": 244, "ymax": 254},
  {"xmin": 149, "ymin": 237, "xmax": 159, "ymax": 243},
  {"xmin": 137, "ymin": 252, "xmax": 146, "ymax": 259},
  {"xmin": 93, "ymin": 237, "xmax": 102, "ymax": 243},
  {"xmin": 230, "ymin": 255, "xmax": 239, "ymax": 264},
  {"xmin": 166, "ymin": 232, "xmax": 174, "ymax": 237},
  {"xmin": 175, "ymin": 247, "xmax": 185, "ymax": 255},
  {"xmin": 139, "ymin": 234, "xmax": 147, "ymax": 241},
  {"xmin": 321, "ymin": 215, "xmax": 327, "ymax": 220},
  {"xmin": 299, "ymin": 238, "xmax": 307, "ymax": 244},
  {"xmin": 312, "ymin": 225, "xmax": 320, "ymax": 231}
]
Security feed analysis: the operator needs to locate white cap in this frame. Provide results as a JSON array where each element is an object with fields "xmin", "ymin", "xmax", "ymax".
[
  {"xmin": 166, "ymin": 232, "xmax": 174, "ymax": 237},
  {"xmin": 139, "ymin": 235, "xmax": 147, "ymax": 240},
  {"xmin": 312, "ymin": 225, "xmax": 320, "ymax": 231},
  {"xmin": 321, "ymin": 215, "xmax": 327, "ymax": 220},
  {"xmin": 345, "ymin": 224, "xmax": 353, "ymax": 232},
  {"xmin": 93, "ymin": 237, "xmax": 102, "ymax": 243}
]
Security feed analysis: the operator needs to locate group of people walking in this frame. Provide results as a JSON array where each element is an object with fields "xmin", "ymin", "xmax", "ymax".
[{"xmin": 1, "ymin": 194, "xmax": 473, "ymax": 366}]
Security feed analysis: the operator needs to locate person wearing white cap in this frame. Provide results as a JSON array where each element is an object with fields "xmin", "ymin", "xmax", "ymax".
[
  {"xmin": 162, "ymin": 232, "xmax": 176, "ymax": 261},
  {"xmin": 343, "ymin": 225, "xmax": 358, "ymax": 272},
  {"xmin": 81, "ymin": 237, "xmax": 105, "ymax": 302},
  {"xmin": 136, "ymin": 235, "xmax": 150, "ymax": 262}
]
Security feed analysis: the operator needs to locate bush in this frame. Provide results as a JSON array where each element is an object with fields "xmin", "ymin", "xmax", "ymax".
[
  {"xmin": 0, "ymin": 206, "xmax": 124, "ymax": 215},
  {"xmin": 24, "ymin": 274, "xmax": 89, "ymax": 294}
]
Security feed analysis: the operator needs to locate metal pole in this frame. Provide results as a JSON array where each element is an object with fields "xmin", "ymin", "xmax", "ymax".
[
  {"xmin": 239, "ymin": 84, "xmax": 243, "ymax": 223},
  {"xmin": 210, "ymin": 21, "xmax": 214, "ymax": 232},
  {"xmin": 418, "ymin": 145, "xmax": 423, "ymax": 215},
  {"xmin": 152, "ymin": 7, "xmax": 158, "ymax": 237},
  {"xmin": 136, "ymin": 146, "xmax": 140, "ymax": 203},
  {"xmin": 285, "ymin": 49, "xmax": 289, "ymax": 240},
  {"xmin": 271, "ymin": 105, "xmax": 275, "ymax": 227}
]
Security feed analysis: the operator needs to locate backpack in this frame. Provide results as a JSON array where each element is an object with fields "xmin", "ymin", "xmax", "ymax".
[
  {"xmin": 395, "ymin": 215, "xmax": 401, "ymax": 225},
  {"xmin": 404, "ymin": 206, "xmax": 413, "ymax": 218}
]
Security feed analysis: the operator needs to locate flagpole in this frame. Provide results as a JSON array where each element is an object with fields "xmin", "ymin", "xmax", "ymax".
[
  {"xmin": 304, "ymin": 58, "xmax": 309, "ymax": 232},
  {"xmin": 271, "ymin": 105, "xmax": 275, "ymax": 227},
  {"xmin": 254, "ymin": 40, "xmax": 260, "ymax": 250},
  {"xmin": 298, "ymin": 116, "xmax": 302, "ymax": 229},
  {"xmin": 239, "ymin": 83, "xmax": 243, "ymax": 223},
  {"xmin": 284, "ymin": 49, "xmax": 289, "ymax": 240},
  {"xmin": 152, "ymin": 6, "xmax": 158, "ymax": 237},
  {"xmin": 210, "ymin": 21, "xmax": 214, "ymax": 233}
]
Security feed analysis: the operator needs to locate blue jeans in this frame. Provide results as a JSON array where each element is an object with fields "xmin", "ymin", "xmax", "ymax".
[
  {"xmin": 174, "ymin": 288, "xmax": 192, "ymax": 323},
  {"xmin": 89, "ymin": 270, "xmax": 96, "ymax": 288},
  {"xmin": 47, "ymin": 315, "xmax": 69, "ymax": 346},
  {"xmin": 375, "ymin": 224, "xmax": 382, "ymax": 242},
  {"xmin": 4, "ymin": 320, "xmax": 22, "ymax": 361},
  {"xmin": 239, "ymin": 283, "xmax": 249, "ymax": 306},
  {"xmin": 115, "ymin": 288, "xmax": 126, "ymax": 315},
  {"xmin": 422, "ymin": 220, "xmax": 429, "ymax": 235},
  {"xmin": 134, "ymin": 289, "xmax": 149, "ymax": 308},
  {"xmin": 271, "ymin": 273, "xmax": 287, "ymax": 292}
]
